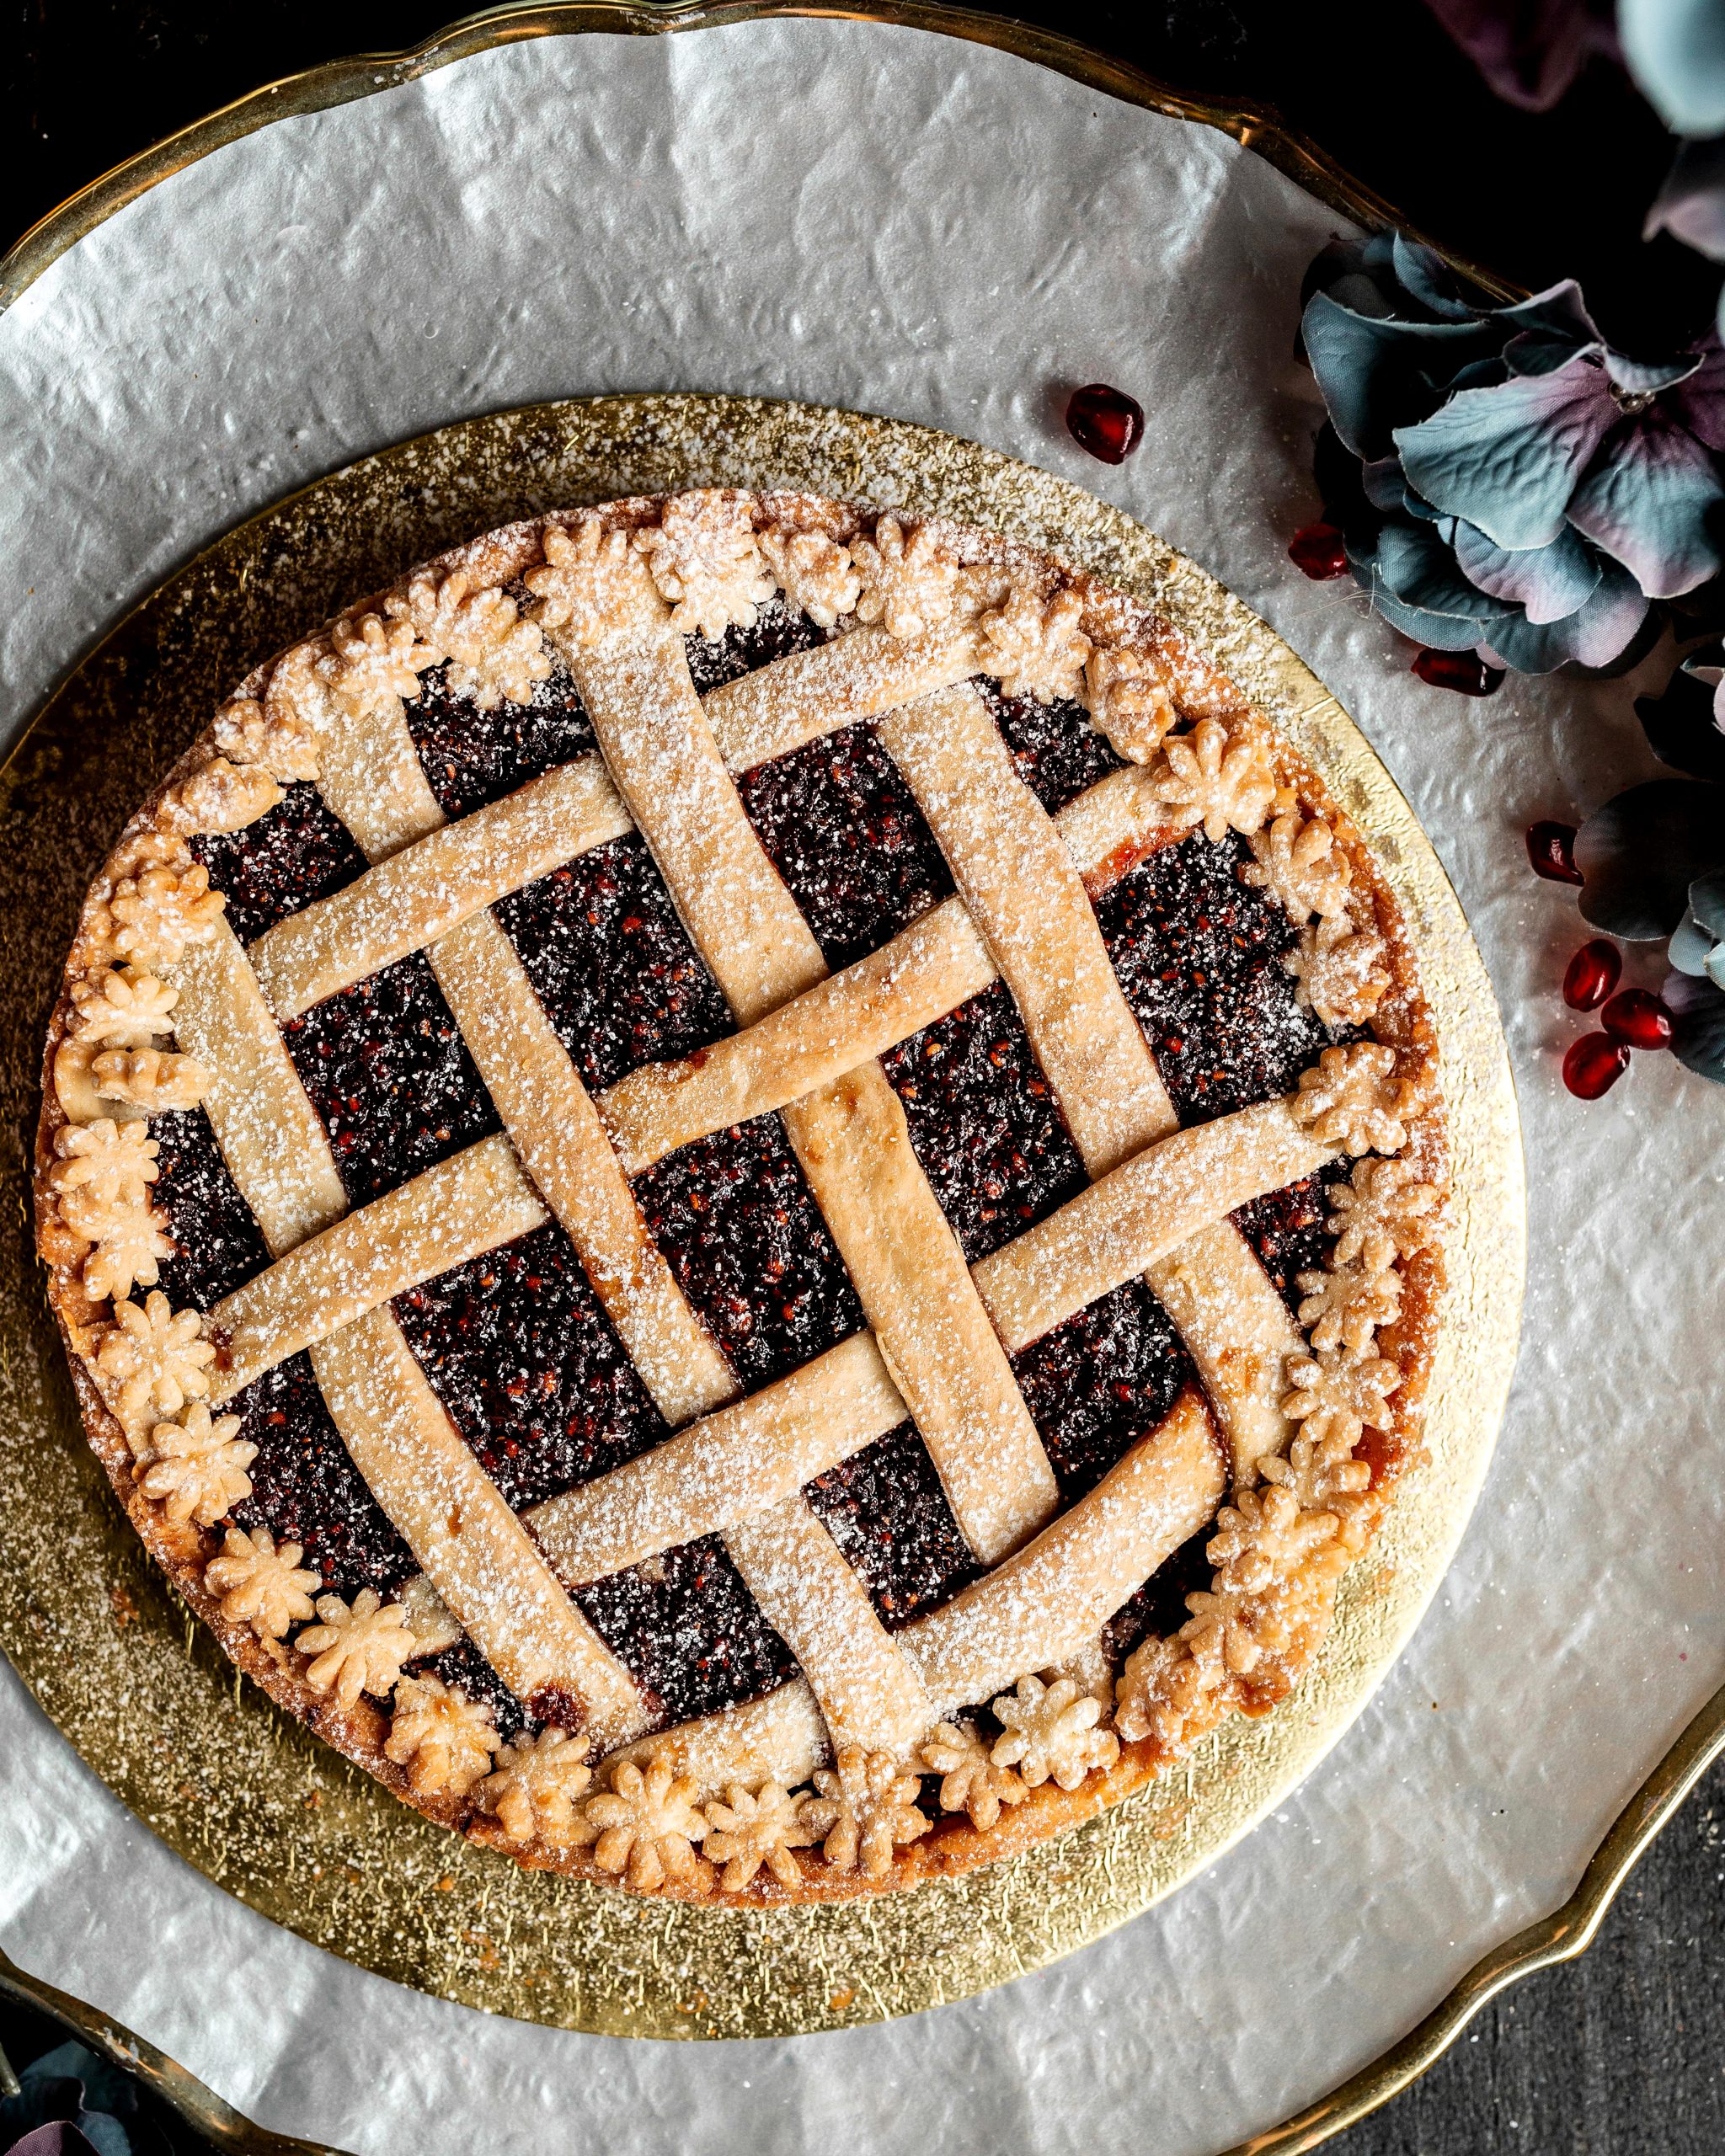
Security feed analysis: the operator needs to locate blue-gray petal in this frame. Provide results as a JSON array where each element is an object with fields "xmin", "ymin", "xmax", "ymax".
[
  {"xmin": 1451, "ymin": 517, "xmax": 1602, "ymax": 622},
  {"xmin": 1692, "ymin": 865, "xmax": 1725, "ymax": 937},
  {"xmin": 1667, "ymin": 970, "xmax": 1725, "ymax": 1081},
  {"xmin": 1361, "ymin": 456, "xmax": 1411, "ymax": 514},
  {"xmin": 1575, "ymin": 776, "xmax": 1725, "ymax": 936},
  {"xmin": 1669, "ymin": 910, "xmax": 1717, "ymax": 973},
  {"xmin": 1645, "ymin": 135, "xmax": 1725, "ymax": 261},
  {"xmin": 1567, "ymin": 408, "xmax": 1725, "ymax": 597},
  {"xmin": 1480, "ymin": 554, "xmax": 1649, "ymax": 670},
  {"xmin": 1622, "ymin": 0, "xmax": 1725, "ymax": 137},
  {"xmin": 1303, "ymin": 292, "xmax": 1497, "ymax": 459},
  {"xmin": 1373, "ymin": 518, "xmax": 1521, "ymax": 624},
  {"xmin": 1347, "ymin": 543, "xmax": 1492, "ymax": 651},
  {"xmin": 1389, "ymin": 232, "xmax": 1484, "ymax": 321},
  {"xmin": 1395, "ymin": 354, "xmax": 1618, "ymax": 550}
]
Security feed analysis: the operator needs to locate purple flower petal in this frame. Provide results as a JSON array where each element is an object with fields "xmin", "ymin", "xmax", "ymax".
[
  {"xmin": 1395, "ymin": 352, "xmax": 1619, "ymax": 550},
  {"xmin": 1569, "ymin": 408, "xmax": 1725, "ymax": 596},
  {"xmin": 1422, "ymin": 0, "xmax": 1619, "ymax": 111},
  {"xmin": 1481, "ymin": 554, "xmax": 1650, "ymax": 670},
  {"xmin": 1670, "ymin": 341, "xmax": 1725, "ymax": 451},
  {"xmin": 1451, "ymin": 517, "xmax": 1603, "ymax": 622},
  {"xmin": 1646, "ymin": 136, "xmax": 1725, "ymax": 262}
]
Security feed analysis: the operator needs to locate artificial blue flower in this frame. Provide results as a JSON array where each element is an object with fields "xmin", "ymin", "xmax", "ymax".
[
  {"xmin": 1621, "ymin": 0, "xmax": 1725, "ymax": 134},
  {"xmin": 1303, "ymin": 232, "xmax": 1725, "ymax": 670}
]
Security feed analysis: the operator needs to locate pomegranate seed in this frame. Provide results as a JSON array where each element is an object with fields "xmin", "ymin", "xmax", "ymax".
[
  {"xmin": 1290, "ymin": 521, "xmax": 1349, "ymax": 579},
  {"xmin": 1562, "ymin": 938, "xmax": 1621, "ymax": 1011},
  {"xmin": 1562, "ymin": 1033, "xmax": 1631, "ymax": 1098},
  {"xmin": 1411, "ymin": 648, "xmax": 1504, "ymax": 696},
  {"xmin": 1526, "ymin": 820, "xmax": 1583, "ymax": 884},
  {"xmin": 1601, "ymin": 987, "xmax": 1674, "ymax": 1049},
  {"xmin": 1065, "ymin": 382, "xmax": 1145, "ymax": 464}
]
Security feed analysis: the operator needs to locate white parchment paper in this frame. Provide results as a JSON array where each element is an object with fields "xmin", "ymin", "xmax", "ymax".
[{"xmin": 2, "ymin": 22, "xmax": 1722, "ymax": 2156}]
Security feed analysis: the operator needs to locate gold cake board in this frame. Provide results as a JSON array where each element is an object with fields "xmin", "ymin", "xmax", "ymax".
[{"xmin": 0, "ymin": 390, "xmax": 1525, "ymax": 2047}]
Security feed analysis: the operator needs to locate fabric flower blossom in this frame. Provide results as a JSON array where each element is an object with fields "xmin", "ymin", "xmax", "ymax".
[{"xmin": 1302, "ymin": 232, "xmax": 1725, "ymax": 670}]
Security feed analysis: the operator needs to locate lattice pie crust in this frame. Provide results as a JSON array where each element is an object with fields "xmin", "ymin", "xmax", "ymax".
[{"xmin": 36, "ymin": 490, "xmax": 1445, "ymax": 1903}]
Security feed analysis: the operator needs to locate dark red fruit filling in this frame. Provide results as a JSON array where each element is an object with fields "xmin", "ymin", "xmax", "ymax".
[
  {"xmin": 804, "ymin": 1422, "xmax": 980, "ymax": 1628},
  {"xmin": 1288, "ymin": 522, "xmax": 1349, "ymax": 580},
  {"xmin": 496, "ymin": 835, "xmax": 733, "ymax": 1093},
  {"xmin": 393, "ymin": 1219, "xmax": 668, "ymax": 1513},
  {"xmin": 573, "ymin": 1534, "xmax": 798, "ymax": 1726},
  {"xmin": 406, "ymin": 653, "xmax": 596, "ymax": 819},
  {"xmin": 284, "ymin": 951, "xmax": 500, "ymax": 1208},
  {"xmin": 1562, "ymin": 1033, "xmax": 1630, "ymax": 1098},
  {"xmin": 1065, "ymin": 383, "xmax": 1145, "ymax": 465},
  {"xmin": 1526, "ymin": 819, "xmax": 1583, "ymax": 884},
  {"xmin": 879, "ymin": 981, "xmax": 1087, "ymax": 1262},
  {"xmin": 1098, "ymin": 830, "xmax": 1333, "ymax": 1126},
  {"xmin": 190, "ymin": 784, "xmax": 367, "ymax": 945},
  {"xmin": 633, "ymin": 1115, "xmax": 864, "ymax": 1391},
  {"xmin": 1562, "ymin": 937, "xmax": 1621, "ymax": 1011},
  {"xmin": 977, "ymin": 675, "xmax": 1124, "ymax": 816},
  {"xmin": 1103, "ymin": 1524, "xmax": 1216, "ymax": 1664},
  {"xmin": 227, "ymin": 1351, "xmax": 417, "ymax": 1600},
  {"xmin": 1010, "ymin": 1277, "xmax": 1196, "ymax": 1502},
  {"xmin": 151, "ymin": 1107, "xmax": 272, "ymax": 1310},
  {"xmin": 414, "ymin": 1637, "xmax": 533, "ymax": 1741},
  {"xmin": 681, "ymin": 594, "xmax": 836, "ymax": 694},
  {"xmin": 1601, "ymin": 987, "xmax": 1674, "ymax": 1049},
  {"xmin": 736, "ymin": 723, "xmax": 953, "ymax": 970},
  {"xmin": 1231, "ymin": 1162, "xmax": 1349, "ymax": 1317}
]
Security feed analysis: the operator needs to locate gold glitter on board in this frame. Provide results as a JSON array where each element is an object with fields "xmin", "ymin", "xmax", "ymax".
[{"xmin": 0, "ymin": 396, "xmax": 1525, "ymax": 2038}]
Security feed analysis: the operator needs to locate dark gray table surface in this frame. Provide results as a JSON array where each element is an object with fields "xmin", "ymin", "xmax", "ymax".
[{"xmin": 4, "ymin": 3, "xmax": 1722, "ymax": 2150}]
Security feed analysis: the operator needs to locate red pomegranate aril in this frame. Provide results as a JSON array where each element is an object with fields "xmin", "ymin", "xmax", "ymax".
[
  {"xmin": 1411, "ymin": 648, "xmax": 1504, "ymax": 696},
  {"xmin": 1290, "ymin": 521, "xmax": 1349, "ymax": 579},
  {"xmin": 1065, "ymin": 383, "xmax": 1144, "ymax": 464},
  {"xmin": 1562, "ymin": 1033, "xmax": 1631, "ymax": 1098},
  {"xmin": 1601, "ymin": 988, "xmax": 1674, "ymax": 1049},
  {"xmin": 1562, "ymin": 937, "xmax": 1621, "ymax": 1011},
  {"xmin": 1526, "ymin": 819, "xmax": 1583, "ymax": 884}
]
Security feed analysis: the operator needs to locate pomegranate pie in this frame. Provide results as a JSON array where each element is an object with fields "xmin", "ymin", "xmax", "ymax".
[{"xmin": 36, "ymin": 490, "xmax": 1444, "ymax": 1903}]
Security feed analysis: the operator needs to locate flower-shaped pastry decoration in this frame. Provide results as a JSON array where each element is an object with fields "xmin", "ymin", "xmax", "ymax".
[
  {"xmin": 384, "ymin": 1673, "xmax": 502, "ymax": 1800},
  {"xmin": 920, "ymin": 1720, "xmax": 1029, "ymax": 1831},
  {"xmin": 1114, "ymin": 1630, "xmax": 1223, "ymax": 1748},
  {"xmin": 1284, "ymin": 914, "xmax": 1391, "ymax": 1028},
  {"xmin": 95, "ymin": 862, "xmax": 226, "ymax": 970},
  {"xmin": 526, "ymin": 519, "xmax": 666, "ymax": 646},
  {"xmin": 94, "ymin": 1291, "xmax": 214, "ymax": 1437},
  {"xmin": 1242, "ymin": 809, "xmax": 1352, "ymax": 925},
  {"xmin": 633, "ymin": 489, "xmax": 776, "ymax": 640},
  {"xmin": 1259, "ymin": 1431, "xmax": 1372, "ymax": 1552},
  {"xmin": 390, "ymin": 568, "xmax": 551, "ymax": 710},
  {"xmin": 758, "ymin": 525, "xmax": 862, "ymax": 628},
  {"xmin": 1302, "ymin": 231, "xmax": 1725, "ymax": 672},
  {"xmin": 1081, "ymin": 643, "xmax": 1178, "ymax": 764},
  {"xmin": 294, "ymin": 1588, "xmax": 414, "ymax": 1708},
  {"xmin": 976, "ymin": 584, "xmax": 1092, "ymax": 703},
  {"xmin": 1290, "ymin": 1042, "xmax": 1418, "ymax": 1156},
  {"xmin": 1146, "ymin": 717, "xmax": 1277, "ymax": 844},
  {"xmin": 1282, "ymin": 1341, "xmax": 1403, "ymax": 1449},
  {"xmin": 1295, "ymin": 1257, "xmax": 1403, "ymax": 1356},
  {"xmin": 851, "ymin": 515, "xmax": 961, "ymax": 641},
  {"xmin": 579, "ymin": 1753, "xmax": 709, "ymax": 1892},
  {"xmin": 136, "ymin": 1403, "xmax": 256, "ymax": 1529},
  {"xmin": 798, "ymin": 1743, "xmax": 930, "ymax": 1878},
  {"xmin": 50, "ymin": 1117, "xmax": 159, "ymax": 1208},
  {"xmin": 1206, "ymin": 1482, "xmax": 1341, "ymax": 1600},
  {"xmin": 477, "ymin": 1728, "xmax": 593, "ymax": 1847},
  {"xmin": 164, "ymin": 755, "xmax": 283, "ymax": 836},
  {"xmin": 1327, "ymin": 1155, "xmax": 1445, "ymax": 1273},
  {"xmin": 702, "ymin": 1779, "xmax": 817, "ymax": 1891},
  {"xmin": 989, "ymin": 1673, "xmax": 1119, "ymax": 1792},
  {"xmin": 327, "ymin": 611, "xmax": 437, "ymax": 717},
  {"xmin": 90, "ymin": 1045, "xmax": 209, "ymax": 1114},
  {"xmin": 211, "ymin": 694, "xmax": 323, "ymax": 782},
  {"xmin": 204, "ymin": 1525, "xmax": 320, "ymax": 1641},
  {"xmin": 71, "ymin": 967, "xmax": 179, "ymax": 1049}
]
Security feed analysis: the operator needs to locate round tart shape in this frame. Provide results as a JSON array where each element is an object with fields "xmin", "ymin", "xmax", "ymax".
[{"xmin": 35, "ymin": 489, "xmax": 1445, "ymax": 1903}]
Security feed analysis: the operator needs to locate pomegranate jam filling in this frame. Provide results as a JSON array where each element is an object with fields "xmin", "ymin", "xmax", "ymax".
[
  {"xmin": 977, "ymin": 675, "xmax": 1125, "ymax": 816},
  {"xmin": 495, "ymin": 834, "xmax": 732, "ymax": 1093},
  {"xmin": 572, "ymin": 1534, "xmax": 798, "ymax": 1726},
  {"xmin": 190, "ymin": 782, "xmax": 367, "ymax": 945},
  {"xmin": 633, "ymin": 1115, "xmax": 864, "ymax": 1393},
  {"xmin": 804, "ymin": 1422, "xmax": 980, "ymax": 1629},
  {"xmin": 879, "ymin": 981, "xmax": 1087, "ymax": 1263},
  {"xmin": 283, "ymin": 951, "xmax": 501, "ymax": 1209},
  {"xmin": 1232, "ymin": 1162, "xmax": 1349, "ymax": 1317},
  {"xmin": 393, "ymin": 1219, "xmax": 668, "ymax": 1513},
  {"xmin": 152, "ymin": 1107, "xmax": 271, "ymax": 1311},
  {"xmin": 406, "ymin": 651, "xmax": 597, "ymax": 819},
  {"xmin": 1011, "ymin": 1277, "xmax": 1198, "ymax": 1503}
]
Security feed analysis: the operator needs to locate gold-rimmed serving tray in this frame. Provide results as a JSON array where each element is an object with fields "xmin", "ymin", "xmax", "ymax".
[{"xmin": 0, "ymin": 389, "xmax": 1525, "ymax": 2044}]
